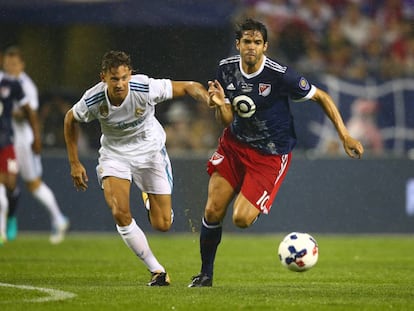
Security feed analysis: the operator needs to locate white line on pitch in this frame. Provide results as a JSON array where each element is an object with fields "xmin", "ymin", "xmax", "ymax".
[{"xmin": 0, "ymin": 282, "xmax": 76, "ymax": 303}]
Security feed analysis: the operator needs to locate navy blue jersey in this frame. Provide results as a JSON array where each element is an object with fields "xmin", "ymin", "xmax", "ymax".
[
  {"xmin": 0, "ymin": 75, "xmax": 26, "ymax": 147},
  {"xmin": 217, "ymin": 55, "xmax": 316, "ymax": 155}
]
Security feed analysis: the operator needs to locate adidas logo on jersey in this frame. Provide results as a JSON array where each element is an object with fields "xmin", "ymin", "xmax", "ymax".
[{"xmin": 226, "ymin": 83, "xmax": 236, "ymax": 90}]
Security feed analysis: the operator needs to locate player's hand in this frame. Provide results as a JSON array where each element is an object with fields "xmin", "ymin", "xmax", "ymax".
[
  {"xmin": 343, "ymin": 135, "xmax": 364, "ymax": 159},
  {"xmin": 70, "ymin": 162, "xmax": 89, "ymax": 191},
  {"xmin": 31, "ymin": 137, "xmax": 42, "ymax": 154},
  {"xmin": 208, "ymin": 80, "xmax": 225, "ymax": 108}
]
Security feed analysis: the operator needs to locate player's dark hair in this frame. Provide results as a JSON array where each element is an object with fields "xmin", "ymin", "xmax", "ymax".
[
  {"xmin": 101, "ymin": 50, "xmax": 132, "ymax": 73},
  {"xmin": 4, "ymin": 46, "xmax": 24, "ymax": 60},
  {"xmin": 235, "ymin": 19, "xmax": 268, "ymax": 43}
]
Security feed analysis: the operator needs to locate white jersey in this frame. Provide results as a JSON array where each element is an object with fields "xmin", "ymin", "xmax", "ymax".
[
  {"xmin": 72, "ymin": 74, "xmax": 173, "ymax": 161},
  {"xmin": 12, "ymin": 72, "xmax": 39, "ymax": 146}
]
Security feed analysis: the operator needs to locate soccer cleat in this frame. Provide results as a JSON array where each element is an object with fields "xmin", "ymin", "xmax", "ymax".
[
  {"xmin": 50, "ymin": 217, "xmax": 69, "ymax": 244},
  {"xmin": 147, "ymin": 271, "xmax": 170, "ymax": 286},
  {"xmin": 142, "ymin": 192, "xmax": 151, "ymax": 224},
  {"xmin": 188, "ymin": 273, "xmax": 213, "ymax": 287},
  {"xmin": 142, "ymin": 192, "xmax": 174, "ymax": 225},
  {"xmin": 142, "ymin": 192, "xmax": 150, "ymax": 211},
  {"xmin": 6, "ymin": 215, "xmax": 18, "ymax": 241}
]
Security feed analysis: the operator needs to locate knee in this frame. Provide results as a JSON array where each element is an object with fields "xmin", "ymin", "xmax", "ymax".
[
  {"xmin": 232, "ymin": 207, "xmax": 258, "ymax": 228},
  {"xmin": 151, "ymin": 219, "xmax": 171, "ymax": 232},
  {"xmin": 110, "ymin": 204, "xmax": 131, "ymax": 227},
  {"xmin": 149, "ymin": 208, "xmax": 172, "ymax": 232},
  {"xmin": 26, "ymin": 178, "xmax": 42, "ymax": 192},
  {"xmin": 205, "ymin": 203, "xmax": 225, "ymax": 223},
  {"xmin": 113, "ymin": 212, "xmax": 131, "ymax": 227},
  {"xmin": 232, "ymin": 214, "xmax": 251, "ymax": 229}
]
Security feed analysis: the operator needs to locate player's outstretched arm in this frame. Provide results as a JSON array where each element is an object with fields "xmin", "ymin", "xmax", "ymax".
[
  {"xmin": 171, "ymin": 81, "xmax": 209, "ymax": 104},
  {"xmin": 311, "ymin": 88, "xmax": 364, "ymax": 159},
  {"xmin": 64, "ymin": 109, "xmax": 89, "ymax": 191}
]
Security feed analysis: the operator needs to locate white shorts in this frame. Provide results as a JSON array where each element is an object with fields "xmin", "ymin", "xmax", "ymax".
[
  {"xmin": 96, "ymin": 146, "xmax": 173, "ymax": 194},
  {"xmin": 14, "ymin": 143, "xmax": 42, "ymax": 182}
]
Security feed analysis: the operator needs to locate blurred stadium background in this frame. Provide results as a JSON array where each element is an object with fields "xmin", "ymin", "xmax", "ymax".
[{"xmin": 1, "ymin": 0, "xmax": 414, "ymax": 234}]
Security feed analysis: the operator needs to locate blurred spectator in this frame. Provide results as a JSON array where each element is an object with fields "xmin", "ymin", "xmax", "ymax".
[
  {"xmin": 322, "ymin": 20, "xmax": 353, "ymax": 78},
  {"xmin": 164, "ymin": 100, "xmax": 220, "ymax": 155},
  {"xmin": 190, "ymin": 101, "xmax": 221, "ymax": 153},
  {"xmin": 403, "ymin": 0, "xmax": 414, "ymax": 20},
  {"xmin": 297, "ymin": 0, "xmax": 334, "ymax": 40},
  {"xmin": 254, "ymin": 0, "xmax": 293, "ymax": 34},
  {"xmin": 250, "ymin": 0, "xmax": 295, "ymax": 60},
  {"xmin": 339, "ymin": 2, "xmax": 373, "ymax": 49},
  {"xmin": 361, "ymin": 23, "xmax": 387, "ymax": 79},
  {"xmin": 403, "ymin": 35, "xmax": 414, "ymax": 76},
  {"xmin": 232, "ymin": 0, "xmax": 414, "ymax": 81},
  {"xmin": 375, "ymin": 0, "xmax": 403, "ymax": 28},
  {"xmin": 296, "ymin": 37, "xmax": 327, "ymax": 76},
  {"xmin": 164, "ymin": 100, "xmax": 195, "ymax": 154},
  {"xmin": 315, "ymin": 98, "xmax": 384, "ymax": 157},
  {"xmin": 347, "ymin": 99, "xmax": 384, "ymax": 156},
  {"xmin": 39, "ymin": 93, "xmax": 91, "ymax": 154}
]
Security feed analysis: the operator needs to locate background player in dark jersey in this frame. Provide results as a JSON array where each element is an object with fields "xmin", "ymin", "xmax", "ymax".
[
  {"xmin": 0, "ymin": 72, "xmax": 41, "ymax": 245},
  {"xmin": 188, "ymin": 19, "xmax": 364, "ymax": 287}
]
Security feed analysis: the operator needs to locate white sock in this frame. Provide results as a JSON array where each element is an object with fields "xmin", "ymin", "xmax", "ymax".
[
  {"xmin": 0, "ymin": 184, "xmax": 8, "ymax": 239},
  {"xmin": 117, "ymin": 218, "xmax": 165, "ymax": 273},
  {"xmin": 32, "ymin": 182, "xmax": 65, "ymax": 226}
]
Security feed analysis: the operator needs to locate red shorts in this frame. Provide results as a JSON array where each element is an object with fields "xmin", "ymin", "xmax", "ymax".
[
  {"xmin": 0, "ymin": 145, "xmax": 18, "ymax": 174},
  {"xmin": 207, "ymin": 128, "xmax": 291, "ymax": 214}
]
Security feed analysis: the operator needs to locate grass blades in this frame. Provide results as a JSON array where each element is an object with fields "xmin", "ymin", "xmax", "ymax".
[{"xmin": 0, "ymin": 233, "xmax": 413, "ymax": 311}]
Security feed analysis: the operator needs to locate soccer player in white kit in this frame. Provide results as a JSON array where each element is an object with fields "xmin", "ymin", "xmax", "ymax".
[
  {"xmin": 2, "ymin": 47, "xmax": 69, "ymax": 244},
  {"xmin": 64, "ymin": 50, "xmax": 209, "ymax": 286}
]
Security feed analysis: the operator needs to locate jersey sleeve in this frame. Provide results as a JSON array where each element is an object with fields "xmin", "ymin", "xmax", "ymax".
[
  {"xmin": 284, "ymin": 67, "xmax": 316, "ymax": 102},
  {"xmin": 72, "ymin": 96, "xmax": 96, "ymax": 123},
  {"xmin": 216, "ymin": 65, "xmax": 231, "ymax": 105},
  {"xmin": 148, "ymin": 78, "xmax": 173, "ymax": 105},
  {"xmin": 14, "ymin": 81, "xmax": 29, "ymax": 108},
  {"xmin": 21, "ymin": 76, "xmax": 39, "ymax": 110}
]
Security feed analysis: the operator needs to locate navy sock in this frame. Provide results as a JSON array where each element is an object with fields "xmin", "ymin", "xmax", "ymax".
[
  {"xmin": 200, "ymin": 217, "xmax": 222, "ymax": 278},
  {"xmin": 7, "ymin": 187, "xmax": 21, "ymax": 217}
]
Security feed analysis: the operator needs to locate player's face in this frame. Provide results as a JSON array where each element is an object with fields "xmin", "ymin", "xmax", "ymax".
[
  {"xmin": 3, "ymin": 55, "xmax": 24, "ymax": 77},
  {"xmin": 101, "ymin": 65, "xmax": 131, "ymax": 105},
  {"xmin": 236, "ymin": 30, "xmax": 268, "ymax": 73}
]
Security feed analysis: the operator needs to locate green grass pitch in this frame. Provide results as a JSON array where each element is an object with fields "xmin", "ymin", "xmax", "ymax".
[{"xmin": 0, "ymin": 232, "xmax": 413, "ymax": 311}]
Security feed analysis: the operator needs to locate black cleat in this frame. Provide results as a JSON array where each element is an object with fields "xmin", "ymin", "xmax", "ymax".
[
  {"xmin": 147, "ymin": 271, "xmax": 170, "ymax": 286},
  {"xmin": 188, "ymin": 273, "xmax": 213, "ymax": 287}
]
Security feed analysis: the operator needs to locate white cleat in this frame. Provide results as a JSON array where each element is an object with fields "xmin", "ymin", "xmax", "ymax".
[{"xmin": 50, "ymin": 217, "xmax": 69, "ymax": 244}]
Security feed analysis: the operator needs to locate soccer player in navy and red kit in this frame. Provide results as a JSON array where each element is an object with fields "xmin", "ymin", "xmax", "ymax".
[
  {"xmin": 0, "ymin": 72, "xmax": 41, "ymax": 244},
  {"xmin": 188, "ymin": 19, "xmax": 364, "ymax": 287}
]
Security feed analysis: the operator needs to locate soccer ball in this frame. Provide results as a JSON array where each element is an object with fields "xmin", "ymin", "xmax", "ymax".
[{"xmin": 278, "ymin": 232, "xmax": 319, "ymax": 272}]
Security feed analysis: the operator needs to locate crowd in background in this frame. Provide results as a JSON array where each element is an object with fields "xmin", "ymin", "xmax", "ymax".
[
  {"xmin": 233, "ymin": 0, "xmax": 414, "ymax": 81},
  {"xmin": 5, "ymin": 0, "xmax": 414, "ymax": 157}
]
